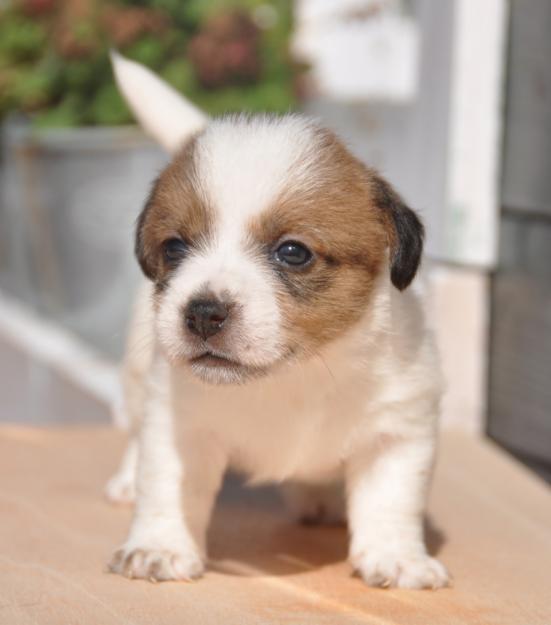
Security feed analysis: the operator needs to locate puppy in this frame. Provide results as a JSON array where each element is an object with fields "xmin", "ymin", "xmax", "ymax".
[{"xmin": 106, "ymin": 53, "xmax": 449, "ymax": 590}]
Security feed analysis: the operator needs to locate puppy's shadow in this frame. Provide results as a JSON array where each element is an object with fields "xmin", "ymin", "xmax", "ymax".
[
  {"xmin": 425, "ymin": 516, "xmax": 446, "ymax": 556},
  {"xmin": 208, "ymin": 474, "xmax": 447, "ymax": 578},
  {"xmin": 208, "ymin": 474, "xmax": 346, "ymax": 577}
]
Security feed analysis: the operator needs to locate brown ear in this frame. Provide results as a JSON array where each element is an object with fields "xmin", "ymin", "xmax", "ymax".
[
  {"xmin": 374, "ymin": 176, "xmax": 424, "ymax": 291},
  {"xmin": 135, "ymin": 179, "xmax": 160, "ymax": 281}
]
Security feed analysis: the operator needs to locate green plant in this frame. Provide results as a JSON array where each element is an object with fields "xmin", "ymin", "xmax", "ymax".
[{"xmin": 0, "ymin": 0, "xmax": 299, "ymax": 128}]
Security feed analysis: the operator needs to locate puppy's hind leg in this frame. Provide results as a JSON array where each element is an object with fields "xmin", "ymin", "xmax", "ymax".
[
  {"xmin": 105, "ymin": 438, "xmax": 138, "ymax": 504},
  {"xmin": 281, "ymin": 482, "xmax": 346, "ymax": 526},
  {"xmin": 104, "ymin": 358, "xmax": 146, "ymax": 504},
  {"xmin": 105, "ymin": 282, "xmax": 154, "ymax": 504}
]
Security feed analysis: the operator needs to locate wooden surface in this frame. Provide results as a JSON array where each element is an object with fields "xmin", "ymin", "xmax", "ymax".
[{"xmin": 0, "ymin": 426, "xmax": 550, "ymax": 625}]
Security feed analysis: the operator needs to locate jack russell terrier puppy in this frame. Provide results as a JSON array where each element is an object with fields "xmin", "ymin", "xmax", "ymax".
[{"xmin": 106, "ymin": 52, "xmax": 449, "ymax": 590}]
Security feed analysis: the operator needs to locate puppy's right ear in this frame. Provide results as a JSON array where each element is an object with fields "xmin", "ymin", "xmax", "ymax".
[
  {"xmin": 110, "ymin": 50, "xmax": 208, "ymax": 154},
  {"xmin": 134, "ymin": 182, "xmax": 160, "ymax": 282}
]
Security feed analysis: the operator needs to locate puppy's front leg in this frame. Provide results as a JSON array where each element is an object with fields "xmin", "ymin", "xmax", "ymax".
[
  {"xmin": 109, "ymin": 369, "xmax": 224, "ymax": 582},
  {"xmin": 347, "ymin": 431, "xmax": 449, "ymax": 589}
]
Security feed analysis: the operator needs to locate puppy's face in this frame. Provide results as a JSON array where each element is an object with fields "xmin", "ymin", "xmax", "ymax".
[{"xmin": 136, "ymin": 115, "xmax": 423, "ymax": 384}]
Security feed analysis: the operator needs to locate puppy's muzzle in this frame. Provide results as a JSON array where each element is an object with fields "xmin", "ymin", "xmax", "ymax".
[{"xmin": 185, "ymin": 298, "xmax": 228, "ymax": 340}]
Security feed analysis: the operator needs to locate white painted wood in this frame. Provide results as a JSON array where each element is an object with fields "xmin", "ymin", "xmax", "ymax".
[
  {"xmin": 444, "ymin": 0, "xmax": 509, "ymax": 267},
  {"xmin": 293, "ymin": 0, "xmax": 420, "ymax": 102}
]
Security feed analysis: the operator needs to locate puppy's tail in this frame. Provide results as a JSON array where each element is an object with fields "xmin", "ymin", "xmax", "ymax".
[{"xmin": 110, "ymin": 50, "xmax": 208, "ymax": 154}]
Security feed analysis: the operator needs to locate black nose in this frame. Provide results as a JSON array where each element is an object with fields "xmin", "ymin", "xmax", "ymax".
[{"xmin": 185, "ymin": 299, "xmax": 229, "ymax": 340}]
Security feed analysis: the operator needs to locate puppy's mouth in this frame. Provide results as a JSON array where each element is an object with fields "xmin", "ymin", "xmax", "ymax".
[
  {"xmin": 187, "ymin": 350, "xmax": 267, "ymax": 384},
  {"xmin": 190, "ymin": 352, "xmax": 242, "ymax": 369}
]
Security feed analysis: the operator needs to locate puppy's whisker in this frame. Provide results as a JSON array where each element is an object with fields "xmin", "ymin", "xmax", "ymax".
[
  {"xmin": 125, "ymin": 337, "xmax": 154, "ymax": 359},
  {"xmin": 313, "ymin": 350, "xmax": 338, "ymax": 386},
  {"xmin": 288, "ymin": 341, "xmax": 338, "ymax": 389}
]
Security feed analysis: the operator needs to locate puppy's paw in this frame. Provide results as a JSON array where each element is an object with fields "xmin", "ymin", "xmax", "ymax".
[
  {"xmin": 352, "ymin": 550, "xmax": 449, "ymax": 590},
  {"xmin": 104, "ymin": 472, "xmax": 136, "ymax": 504},
  {"xmin": 109, "ymin": 545, "xmax": 204, "ymax": 582}
]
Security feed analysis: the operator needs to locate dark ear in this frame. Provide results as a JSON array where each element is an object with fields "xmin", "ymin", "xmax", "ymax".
[
  {"xmin": 374, "ymin": 176, "xmax": 424, "ymax": 291},
  {"xmin": 134, "ymin": 180, "xmax": 159, "ymax": 281}
]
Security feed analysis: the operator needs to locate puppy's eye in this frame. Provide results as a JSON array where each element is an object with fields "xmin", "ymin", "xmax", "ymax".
[
  {"xmin": 274, "ymin": 240, "xmax": 313, "ymax": 268},
  {"xmin": 163, "ymin": 238, "xmax": 188, "ymax": 264}
]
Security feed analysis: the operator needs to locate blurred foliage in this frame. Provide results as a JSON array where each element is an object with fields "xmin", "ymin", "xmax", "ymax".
[{"xmin": 0, "ymin": 0, "xmax": 299, "ymax": 127}]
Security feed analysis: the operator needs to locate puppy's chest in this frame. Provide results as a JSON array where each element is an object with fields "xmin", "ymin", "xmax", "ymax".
[{"xmin": 177, "ymin": 376, "xmax": 371, "ymax": 483}]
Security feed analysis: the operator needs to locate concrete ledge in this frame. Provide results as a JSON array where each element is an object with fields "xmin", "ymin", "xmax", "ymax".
[{"xmin": 0, "ymin": 290, "xmax": 116, "ymax": 424}]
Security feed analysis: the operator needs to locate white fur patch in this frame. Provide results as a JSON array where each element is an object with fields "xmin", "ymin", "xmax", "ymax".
[{"xmin": 196, "ymin": 115, "xmax": 323, "ymax": 228}]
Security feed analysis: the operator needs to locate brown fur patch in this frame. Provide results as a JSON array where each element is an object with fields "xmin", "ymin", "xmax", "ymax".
[
  {"xmin": 247, "ymin": 126, "xmax": 421, "ymax": 351},
  {"xmin": 135, "ymin": 136, "xmax": 212, "ymax": 283},
  {"xmin": 135, "ymin": 117, "xmax": 423, "ymax": 358}
]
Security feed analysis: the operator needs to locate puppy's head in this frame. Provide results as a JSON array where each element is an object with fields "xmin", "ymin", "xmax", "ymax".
[{"xmin": 136, "ymin": 115, "xmax": 423, "ymax": 384}]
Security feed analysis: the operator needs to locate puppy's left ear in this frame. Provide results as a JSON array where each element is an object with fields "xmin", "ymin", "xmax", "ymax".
[
  {"xmin": 374, "ymin": 176, "xmax": 424, "ymax": 291},
  {"xmin": 110, "ymin": 50, "xmax": 207, "ymax": 154}
]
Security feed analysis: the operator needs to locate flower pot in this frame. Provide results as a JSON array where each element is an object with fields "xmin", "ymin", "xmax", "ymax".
[{"xmin": 0, "ymin": 118, "xmax": 167, "ymax": 358}]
